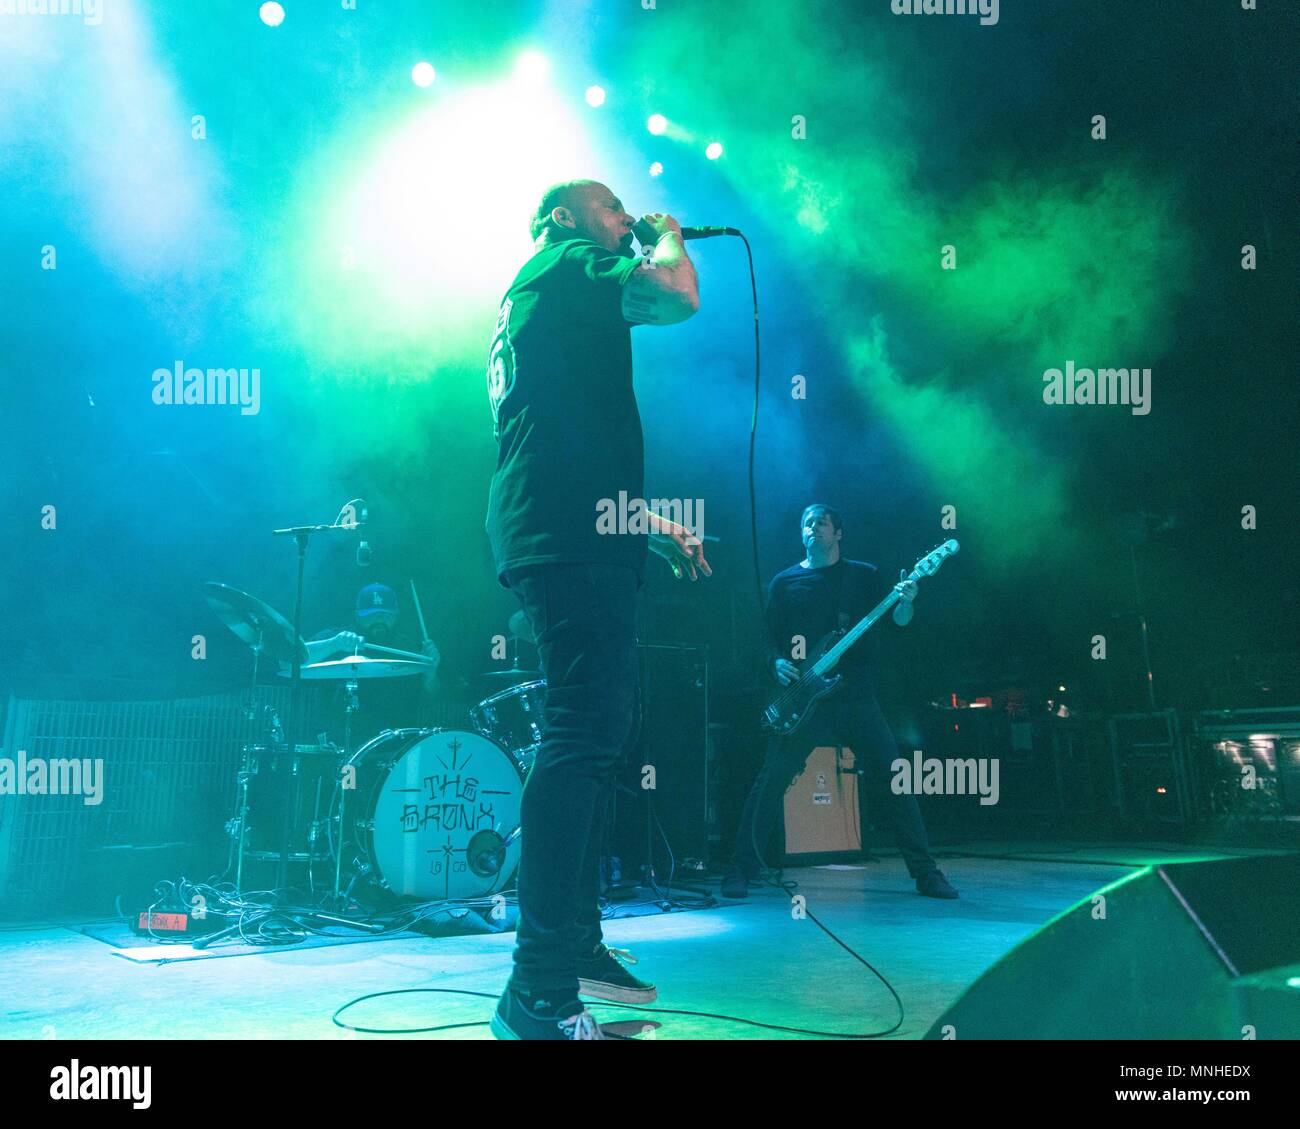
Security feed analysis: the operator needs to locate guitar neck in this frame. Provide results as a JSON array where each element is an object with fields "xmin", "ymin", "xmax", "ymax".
[{"xmin": 810, "ymin": 588, "xmax": 902, "ymax": 676}]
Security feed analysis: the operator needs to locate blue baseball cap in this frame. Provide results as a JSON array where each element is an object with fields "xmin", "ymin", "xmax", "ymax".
[{"xmin": 356, "ymin": 583, "xmax": 399, "ymax": 619}]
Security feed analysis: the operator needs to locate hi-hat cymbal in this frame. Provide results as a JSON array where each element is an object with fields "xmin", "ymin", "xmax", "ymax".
[
  {"xmin": 279, "ymin": 655, "xmax": 428, "ymax": 680},
  {"xmin": 205, "ymin": 582, "xmax": 307, "ymax": 665}
]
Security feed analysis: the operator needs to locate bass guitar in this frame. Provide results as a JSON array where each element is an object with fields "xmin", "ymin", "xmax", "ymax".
[{"xmin": 760, "ymin": 540, "xmax": 959, "ymax": 736}]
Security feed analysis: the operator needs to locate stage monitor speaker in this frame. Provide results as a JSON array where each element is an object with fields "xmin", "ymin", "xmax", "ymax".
[{"xmin": 925, "ymin": 853, "xmax": 1300, "ymax": 1039}]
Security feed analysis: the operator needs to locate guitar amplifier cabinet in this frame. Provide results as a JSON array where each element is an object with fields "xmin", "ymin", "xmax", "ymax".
[{"xmin": 781, "ymin": 745, "xmax": 862, "ymax": 862}]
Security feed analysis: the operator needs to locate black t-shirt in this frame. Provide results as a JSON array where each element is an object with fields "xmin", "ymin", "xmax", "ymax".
[
  {"xmin": 765, "ymin": 558, "xmax": 884, "ymax": 678},
  {"xmin": 485, "ymin": 237, "xmax": 648, "ymax": 587}
]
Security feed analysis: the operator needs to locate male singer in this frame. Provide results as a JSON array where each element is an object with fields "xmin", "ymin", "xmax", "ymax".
[{"xmin": 485, "ymin": 180, "xmax": 711, "ymax": 1040}]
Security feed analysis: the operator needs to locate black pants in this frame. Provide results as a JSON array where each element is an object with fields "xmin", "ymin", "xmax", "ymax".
[
  {"xmin": 503, "ymin": 562, "xmax": 640, "ymax": 998},
  {"xmin": 733, "ymin": 680, "xmax": 937, "ymax": 878}
]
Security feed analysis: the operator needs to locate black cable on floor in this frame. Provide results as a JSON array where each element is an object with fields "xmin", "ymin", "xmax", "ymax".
[{"xmin": 331, "ymin": 986, "xmax": 904, "ymax": 1040}]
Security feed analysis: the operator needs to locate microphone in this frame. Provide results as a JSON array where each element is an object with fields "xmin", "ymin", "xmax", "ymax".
[
  {"xmin": 336, "ymin": 498, "xmax": 370, "ymax": 566},
  {"xmin": 468, "ymin": 827, "xmax": 522, "ymax": 877},
  {"xmin": 679, "ymin": 226, "xmax": 740, "ymax": 240},
  {"xmin": 355, "ymin": 501, "xmax": 371, "ymax": 566}
]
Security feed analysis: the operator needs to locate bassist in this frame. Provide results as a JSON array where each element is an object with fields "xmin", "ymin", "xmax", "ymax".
[{"xmin": 721, "ymin": 504, "xmax": 958, "ymax": 900}]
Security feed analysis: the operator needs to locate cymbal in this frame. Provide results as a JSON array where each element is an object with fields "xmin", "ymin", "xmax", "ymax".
[
  {"xmin": 477, "ymin": 668, "xmax": 542, "ymax": 683},
  {"xmin": 508, "ymin": 609, "xmax": 536, "ymax": 645},
  {"xmin": 280, "ymin": 655, "xmax": 428, "ymax": 680},
  {"xmin": 205, "ymin": 582, "xmax": 307, "ymax": 665}
]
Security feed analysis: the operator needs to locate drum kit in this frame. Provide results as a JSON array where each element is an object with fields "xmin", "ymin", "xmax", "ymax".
[{"xmin": 205, "ymin": 581, "xmax": 546, "ymax": 907}]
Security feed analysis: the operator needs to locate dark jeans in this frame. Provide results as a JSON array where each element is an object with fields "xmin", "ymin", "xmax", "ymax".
[
  {"xmin": 733, "ymin": 679, "xmax": 937, "ymax": 878},
  {"xmin": 502, "ymin": 561, "xmax": 640, "ymax": 998}
]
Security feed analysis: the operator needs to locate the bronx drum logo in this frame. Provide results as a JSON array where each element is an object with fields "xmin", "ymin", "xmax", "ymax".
[{"xmin": 486, "ymin": 298, "xmax": 516, "ymax": 436}]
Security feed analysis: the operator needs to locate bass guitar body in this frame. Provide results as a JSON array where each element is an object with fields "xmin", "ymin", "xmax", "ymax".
[{"xmin": 759, "ymin": 631, "xmax": 843, "ymax": 737}]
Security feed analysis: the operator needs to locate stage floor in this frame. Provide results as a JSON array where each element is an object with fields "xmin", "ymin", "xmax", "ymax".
[{"xmin": 0, "ymin": 847, "xmax": 1262, "ymax": 1039}]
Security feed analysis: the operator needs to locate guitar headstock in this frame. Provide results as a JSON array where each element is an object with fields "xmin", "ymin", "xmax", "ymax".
[{"xmin": 909, "ymin": 539, "xmax": 959, "ymax": 579}]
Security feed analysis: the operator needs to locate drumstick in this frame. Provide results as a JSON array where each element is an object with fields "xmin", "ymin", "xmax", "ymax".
[
  {"xmin": 409, "ymin": 579, "xmax": 430, "ymax": 645},
  {"xmin": 360, "ymin": 641, "xmax": 435, "ymax": 664}
]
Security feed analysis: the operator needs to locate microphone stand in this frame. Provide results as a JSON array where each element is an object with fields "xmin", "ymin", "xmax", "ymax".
[{"xmin": 270, "ymin": 512, "xmax": 365, "ymax": 894}]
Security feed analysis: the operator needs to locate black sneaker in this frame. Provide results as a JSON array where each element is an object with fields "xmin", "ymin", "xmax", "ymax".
[
  {"xmin": 916, "ymin": 869, "xmax": 959, "ymax": 899},
  {"xmin": 577, "ymin": 944, "xmax": 657, "ymax": 1004},
  {"xmin": 720, "ymin": 863, "xmax": 749, "ymax": 899},
  {"xmin": 490, "ymin": 988, "xmax": 606, "ymax": 1040}
]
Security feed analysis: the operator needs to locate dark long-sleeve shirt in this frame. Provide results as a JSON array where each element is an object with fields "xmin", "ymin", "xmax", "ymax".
[{"xmin": 764, "ymin": 558, "xmax": 884, "ymax": 681}]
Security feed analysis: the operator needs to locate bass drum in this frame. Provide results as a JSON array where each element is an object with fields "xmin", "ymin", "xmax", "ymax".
[{"xmin": 339, "ymin": 728, "xmax": 523, "ymax": 901}]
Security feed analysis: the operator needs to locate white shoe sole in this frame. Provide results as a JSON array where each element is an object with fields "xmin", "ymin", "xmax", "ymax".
[{"xmin": 577, "ymin": 978, "xmax": 658, "ymax": 1004}]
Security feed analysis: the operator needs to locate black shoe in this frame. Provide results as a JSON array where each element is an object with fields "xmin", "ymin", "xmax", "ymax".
[
  {"xmin": 720, "ymin": 864, "xmax": 750, "ymax": 899},
  {"xmin": 577, "ymin": 944, "xmax": 658, "ymax": 1004},
  {"xmin": 490, "ymin": 988, "xmax": 606, "ymax": 1040},
  {"xmin": 916, "ymin": 869, "xmax": 959, "ymax": 899}
]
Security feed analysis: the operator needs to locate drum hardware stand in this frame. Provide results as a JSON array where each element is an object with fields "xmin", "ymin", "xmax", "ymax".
[
  {"xmin": 327, "ymin": 676, "xmax": 362, "ymax": 909},
  {"xmin": 228, "ymin": 636, "xmax": 270, "ymax": 895},
  {"xmin": 228, "ymin": 708, "xmax": 286, "ymax": 896},
  {"xmin": 231, "ymin": 753, "xmax": 253, "ymax": 895}
]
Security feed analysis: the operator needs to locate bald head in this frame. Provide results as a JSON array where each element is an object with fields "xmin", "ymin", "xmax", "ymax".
[
  {"xmin": 529, "ymin": 180, "xmax": 637, "ymax": 254},
  {"xmin": 529, "ymin": 180, "xmax": 597, "ymax": 240}
]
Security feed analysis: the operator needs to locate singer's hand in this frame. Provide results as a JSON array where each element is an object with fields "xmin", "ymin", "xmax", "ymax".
[
  {"xmin": 647, "ymin": 512, "xmax": 712, "ymax": 581},
  {"xmin": 632, "ymin": 212, "xmax": 683, "ymax": 247}
]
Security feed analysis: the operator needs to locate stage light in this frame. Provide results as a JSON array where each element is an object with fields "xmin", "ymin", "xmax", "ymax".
[
  {"xmin": 515, "ymin": 50, "xmax": 551, "ymax": 84},
  {"xmin": 259, "ymin": 2, "xmax": 285, "ymax": 27},
  {"xmin": 705, "ymin": 141, "xmax": 723, "ymax": 160},
  {"xmin": 647, "ymin": 114, "xmax": 667, "ymax": 135},
  {"xmin": 585, "ymin": 86, "xmax": 606, "ymax": 108},
  {"xmin": 411, "ymin": 62, "xmax": 436, "ymax": 88},
  {"xmin": 296, "ymin": 75, "xmax": 597, "ymax": 371},
  {"xmin": 648, "ymin": 161, "xmax": 664, "ymax": 177}
]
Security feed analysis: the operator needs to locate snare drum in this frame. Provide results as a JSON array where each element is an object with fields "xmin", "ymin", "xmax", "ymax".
[
  {"xmin": 470, "ymin": 680, "xmax": 547, "ymax": 771},
  {"xmin": 337, "ymin": 728, "xmax": 523, "ymax": 901}
]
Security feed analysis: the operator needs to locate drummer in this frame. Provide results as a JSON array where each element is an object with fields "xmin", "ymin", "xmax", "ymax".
[
  {"xmin": 284, "ymin": 582, "xmax": 442, "ymax": 744},
  {"xmin": 302, "ymin": 582, "xmax": 441, "ymax": 696}
]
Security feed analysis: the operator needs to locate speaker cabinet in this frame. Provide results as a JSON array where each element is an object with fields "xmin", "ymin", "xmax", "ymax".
[
  {"xmin": 781, "ymin": 745, "xmax": 862, "ymax": 861},
  {"xmin": 611, "ymin": 643, "xmax": 709, "ymax": 876},
  {"xmin": 925, "ymin": 853, "xmax": 1300, "ymax": 1039}
]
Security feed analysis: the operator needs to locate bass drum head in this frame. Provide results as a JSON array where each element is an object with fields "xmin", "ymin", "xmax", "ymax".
[{"xmin": 366, "ymin": 729, "xmax": 523, "ymax": 901}]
